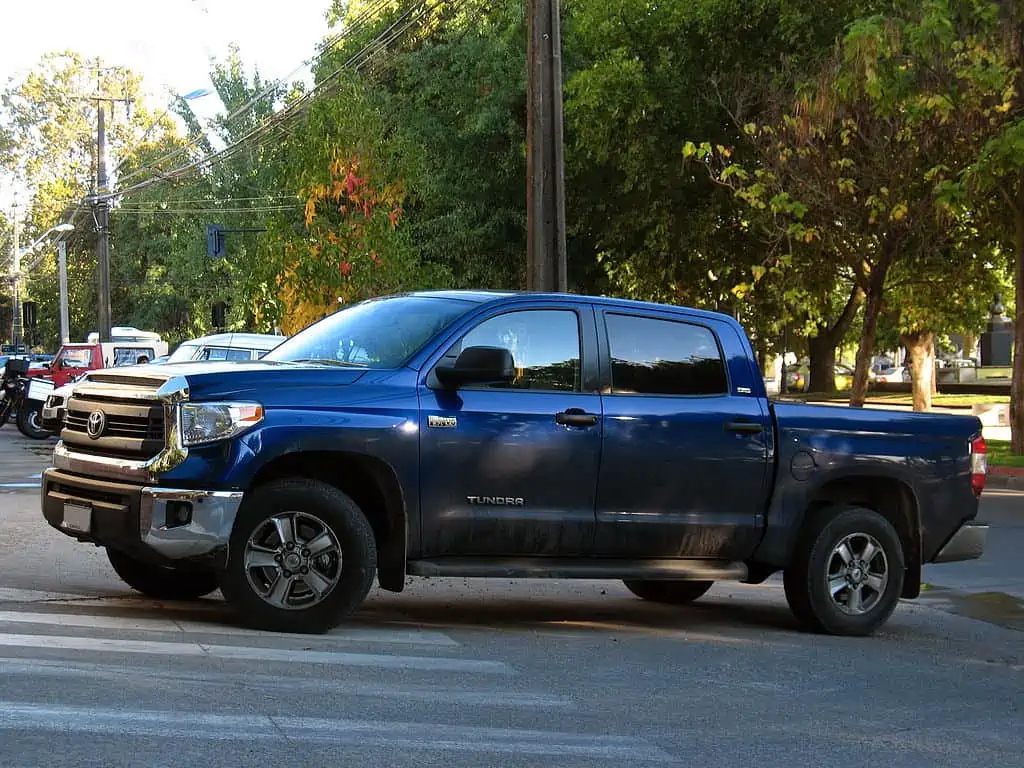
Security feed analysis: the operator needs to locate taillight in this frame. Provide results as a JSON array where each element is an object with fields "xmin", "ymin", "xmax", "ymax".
[{"xmin": 970, "ymin": 435, "xmax": 987, "ymax": 496}]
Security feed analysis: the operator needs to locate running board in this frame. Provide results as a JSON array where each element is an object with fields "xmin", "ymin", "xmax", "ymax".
[{"xmin": 406, "ymin": 558, "xmax": 747, "ymax": 581}]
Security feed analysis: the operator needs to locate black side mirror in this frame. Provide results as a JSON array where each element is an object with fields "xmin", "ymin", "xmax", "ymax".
[{"xmin": 435, "ymin": 346, "xmax": 515, "ymax": 388}]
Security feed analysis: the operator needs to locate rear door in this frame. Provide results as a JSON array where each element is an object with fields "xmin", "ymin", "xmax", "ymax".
[
  {"xmin": 593, "ymin": 309, "xmax": 770, "ymax": 559},
  {"xmin": 417, "ymin": 303, "xmax": 603, "ymax": 557}
]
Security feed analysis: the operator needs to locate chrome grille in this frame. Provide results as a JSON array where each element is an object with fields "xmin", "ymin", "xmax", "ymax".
[{"xmin": 62, "ymin": 394, "xmax": 165, "ymax": 460}]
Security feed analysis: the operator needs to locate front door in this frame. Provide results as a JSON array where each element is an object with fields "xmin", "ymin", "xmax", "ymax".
[
  {"xmin": 418, "ymin": 305, "xmax": 602, "ymax": 557},
  {"xmin": 51, "ymin": 346, "xmax": 96, "ymax": 387},
  {"xmin": 593, "ymin": 311, "xmax": 770, "ymax": 559}
]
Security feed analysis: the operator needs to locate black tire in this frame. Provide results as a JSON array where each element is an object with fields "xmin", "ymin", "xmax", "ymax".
[
  {"xmin": 106, "ymin": 547, "xmax": 219, "ymax": 600},
  {"xmin": 622, "ymin": 580, "xmax": 714, "ymax": 605},
  {"xmin": 783, "ymin": 505, "xmax": 905, "ymax": 637},
  {"xmin": 16, "ymin": 402, "xmax": 49, "ymax": 439},
  {"xmin": 218, "ymin": 479, "xmax": 377, "ymax": 634}
]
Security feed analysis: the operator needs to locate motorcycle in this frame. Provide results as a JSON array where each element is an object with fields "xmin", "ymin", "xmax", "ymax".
[{"xmin": 0, "ymin": 358, "xmax": 51, "ymax": 439}]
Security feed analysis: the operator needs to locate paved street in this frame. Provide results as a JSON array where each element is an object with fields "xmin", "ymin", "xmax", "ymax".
[{"xmin": 0, "ymin": 429, "xmax": 1022, "ymax": 767}]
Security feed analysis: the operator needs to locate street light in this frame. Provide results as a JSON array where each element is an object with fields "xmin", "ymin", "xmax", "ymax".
[{"xmin": 7, "ymin": 222, "xmax": 75, "ymax": 348}]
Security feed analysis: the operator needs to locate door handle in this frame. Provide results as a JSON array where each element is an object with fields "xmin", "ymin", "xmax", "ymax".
[
  {"xmin": 725, "ymin": 420, "xmax": 763, "ymax": 434},
  {"xmin": 556, "ymin": 409, "xmax": 599, "ymax": 427}
]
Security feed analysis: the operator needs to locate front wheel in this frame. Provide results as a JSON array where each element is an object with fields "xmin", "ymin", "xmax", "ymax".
[
  {"xmin": 16, "ymin": 402, "xmax": 49, "ymax": 439},
  {"xmin": 106, "ymin": 548, "xmax": 219, "ymax": 600},
  {"xmin": 622, "ymin": 580, "xmax": 714, "ymax": 605},
  {"xmin": 783, "ymin": 505, "xmax": 905, "ymax": 636},
  {"xmin": 218, "ymin": 479, "xmax": 378, "ymax": 634}
]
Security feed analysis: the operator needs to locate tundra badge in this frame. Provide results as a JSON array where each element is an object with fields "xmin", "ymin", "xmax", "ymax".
[{"xmin": 427, "ymin": 415, "xmax": 458, "ymax": 429}]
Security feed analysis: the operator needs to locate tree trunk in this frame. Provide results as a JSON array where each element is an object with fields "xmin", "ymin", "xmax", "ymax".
[
  {"xmin": 1011, "ymin": 198, "xmax": 1024, "ymax": 454},
  {"xmin": 963, "ymin": 331, "xmax": 977, "ymax": 362},
  {"xmin": 807, "ymin": 335, "xmax": 837, "ymax": 393},
  {"xmin": 930, "ymin": 336, "xmax": 938, "ymax": 397},
  {"xmin": 849, "ymin": 281, "xmax": 890, "ymax": 407},
  {"xmin": 903, "ymin": 330, "xmax": 935, "ymax": 412},
  {"xmin": 806, "ymin": 284, "xmax": 864, "ymax": 393}
]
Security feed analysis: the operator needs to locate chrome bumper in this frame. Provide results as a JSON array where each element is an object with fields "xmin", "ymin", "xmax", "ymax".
[
  {"xmin": 932, "ymin": 522, "xmax": 988, "ymax": 564},
  {"xmin": 140, "ymin": 487, "xmax": 244, "ymax": 560}
]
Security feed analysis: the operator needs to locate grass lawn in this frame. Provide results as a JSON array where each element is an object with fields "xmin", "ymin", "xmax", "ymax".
[
  {"xmin": 986, "ymin": 440, "xmax": 1024, "ymax": 468},
  {"xmin": 775, "ymin": 391, "xmax": 1008, "ymax": 408}
]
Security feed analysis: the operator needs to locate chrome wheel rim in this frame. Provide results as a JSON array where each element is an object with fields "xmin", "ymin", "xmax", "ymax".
[
  {"xmin": 244, "ymin": 511, "xmax": 342, "ymax": 611},
  {"xmin": 826, "ymin": 532, "xmax": 889, "ymax": 616}
]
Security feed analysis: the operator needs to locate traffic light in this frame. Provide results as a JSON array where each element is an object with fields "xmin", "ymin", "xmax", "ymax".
[{"xmin": 207, "ymin": 224, "xmax": 226, "ymax": 258}]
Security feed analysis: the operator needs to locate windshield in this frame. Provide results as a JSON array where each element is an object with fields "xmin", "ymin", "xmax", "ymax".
[
  {"xmin": 167, "ymin": 344, "xmax": 201, "ymax": 363},
  {"xmin": 263, "ymin": 296, "xmax": 473, "ymax": 368}
]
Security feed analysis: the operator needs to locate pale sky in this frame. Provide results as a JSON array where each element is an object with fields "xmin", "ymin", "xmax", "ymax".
[{"xmin": 1, "ymin": 0, "xmax": 334, "ymax": 210}]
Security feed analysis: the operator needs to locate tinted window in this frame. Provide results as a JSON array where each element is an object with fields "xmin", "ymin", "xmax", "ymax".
[
  {"xmin": 454, "ymin": 310, "xmax": 581, "ymax": 391},
  {"xmin": 605, "ymin": 314, "xmax": 727, "ymax": 396}
]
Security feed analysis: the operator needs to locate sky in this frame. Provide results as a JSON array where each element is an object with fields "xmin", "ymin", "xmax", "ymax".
[{"xmin": 1, "ymin": 0, "xmax": 334, "ymax": 211}]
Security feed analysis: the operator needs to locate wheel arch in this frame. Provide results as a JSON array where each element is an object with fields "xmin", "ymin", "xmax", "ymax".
[
  {"xmin": 247, "ymin": 450, "xmax": 408, "ymax": 592},
  {"xmin": 801, "ymin": 475, "xmax": 922, "ymax": 598}
]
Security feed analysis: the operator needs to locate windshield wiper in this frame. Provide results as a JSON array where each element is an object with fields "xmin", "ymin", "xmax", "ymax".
[{"xmin": 287, "ymin": 358, "xmax": 368, "ymax": 368}]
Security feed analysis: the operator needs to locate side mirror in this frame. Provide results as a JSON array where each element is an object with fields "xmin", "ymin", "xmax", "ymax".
[{"xmin": 435, "ymin": 346, "xmax": 515, "ymax": 388}]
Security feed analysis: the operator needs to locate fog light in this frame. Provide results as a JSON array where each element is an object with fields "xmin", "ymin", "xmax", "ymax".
[{"xmin": 165, "ymin": 501, "xmax": 193, "ymax": 527}]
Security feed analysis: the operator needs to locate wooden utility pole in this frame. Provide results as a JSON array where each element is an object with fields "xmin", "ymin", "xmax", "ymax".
[
  {"xmin": 9, "ymin": 201, "xmax": 21, "ymax": 347},
  {"xmin": 95, "ymin": 101, "xmax": 112, "ymax": 342},
  {"xmin": 526, "ymin": 0, "xmax": 568, "ymax": 292},
  {"xmin": 80, "ymin": 62, "xmax": 131, "ymax": 343}
]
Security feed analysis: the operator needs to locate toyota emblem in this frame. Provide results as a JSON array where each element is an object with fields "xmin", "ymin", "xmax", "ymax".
[{"xmin": 86, "ymin": 410, "xmax": 107, "ymax": 439}]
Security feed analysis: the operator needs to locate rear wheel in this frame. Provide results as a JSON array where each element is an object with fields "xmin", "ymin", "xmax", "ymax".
[
  {"xmin": 622, "ymin": 580, "xmax": 714, "ymax": 605},
  {"xmin": 106, "ymin": 548, "xmax": 219, "ymax": 600},
  {"xmin": 218, "ymin": 479, "xmax": 377, "ymax": 634},
  {"xmin": 783, "ymin": 505, "xmax": 904, "ymax": 636}
]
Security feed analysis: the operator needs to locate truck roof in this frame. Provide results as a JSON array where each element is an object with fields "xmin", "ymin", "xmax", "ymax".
[{"xmin": 403, "ymin": 290, "xmax": 739, "ymax": 325}]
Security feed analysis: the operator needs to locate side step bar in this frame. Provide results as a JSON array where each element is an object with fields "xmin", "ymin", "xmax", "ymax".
[{"xmin": 406, "ymin": 558, "xmax": 747, "ymax": 581}]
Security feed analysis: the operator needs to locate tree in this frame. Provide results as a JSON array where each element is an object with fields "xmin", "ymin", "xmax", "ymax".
[
  {"xmin": 944, "ymin": 2, "xmax": 1024, "ymax": 451},
  {"xmin": 563, "ymin": 0, "xmax": 873, "ymax": 377},
  {"xmin": 689, "ymin": 1, "xmax": 1018, "ymax": 406},
  {"xmin": 1, "ymin": 52, "xmax": 174, "ymax": 348}
]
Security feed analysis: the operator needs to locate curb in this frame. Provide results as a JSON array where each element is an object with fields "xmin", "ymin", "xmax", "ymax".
[{"xmin": 986, "ymin": 468, "xmax": 1024, "ymax": 491}]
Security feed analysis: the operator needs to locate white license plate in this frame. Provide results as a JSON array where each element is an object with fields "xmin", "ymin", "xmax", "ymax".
[
  {"xmin": 27, "ymin": 379, "xmax": 54, "ymax": 402},
  {"xmin": 62, "ymin": 503, "xmax": 92, "ymax": 533}
]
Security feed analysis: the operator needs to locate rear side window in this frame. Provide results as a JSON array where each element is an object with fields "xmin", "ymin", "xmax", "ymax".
[{"xmin": 604, "ymin": 313, "xmax": 728, "ymax": 396}]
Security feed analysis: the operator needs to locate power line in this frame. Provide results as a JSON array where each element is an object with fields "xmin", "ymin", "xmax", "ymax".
[
  {"xmin": 96, "ymin": 0, "xmax": 446, "ymax": 204},
  {"xmin": 115, "ymin": 194, "xmax": 300, "ymax": 205},
  {"xmin": 111, "ymin": 205, "xmax": 301, "ymax": 214},
  {"xmin": 112, "ymin": 0, "xmax": 400, "ymax": 190}
]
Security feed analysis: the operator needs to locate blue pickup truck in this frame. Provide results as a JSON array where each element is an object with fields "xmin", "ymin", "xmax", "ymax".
[{"xmin": 41, "ymin": 291, "xmax": 989, "ymax": 636}]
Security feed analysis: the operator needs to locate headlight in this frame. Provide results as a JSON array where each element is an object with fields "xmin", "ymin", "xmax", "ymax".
[{"xmin": 179, "ymin": 402, "xmax": 264, "ymax": 446}]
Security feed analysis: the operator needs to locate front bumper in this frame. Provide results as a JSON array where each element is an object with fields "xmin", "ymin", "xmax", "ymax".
[
  {"xmin": 931, "ymin": 521, "xmax": 988, "ymax": 564},
  {"xmin": 41, "ymin": 468, "xmax": 242, "ymax": 566}
]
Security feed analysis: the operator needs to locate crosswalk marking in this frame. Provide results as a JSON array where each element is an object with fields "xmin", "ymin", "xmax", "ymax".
[
  {"xmin": 0, "ymin": 703, "xmax": 676, "ymax": 761},
  {"xmin": 0, "ymin": 632, "xmax": 510, "ymax": 672},
  {"xmin": 1, "ymin": 658, "xmax": 574, "ymax": 707},
  {"xmin": 0, "ymin": 609, "xmax": 461, "ymax": 646},
  {"xmin": 0, "ymin": 597, "xmax": 677, "ymax": 763}
]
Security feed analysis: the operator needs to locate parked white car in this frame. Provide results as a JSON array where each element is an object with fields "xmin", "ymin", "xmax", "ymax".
[{"xmin": 163, "ymin": 333, "xmax": 285, "ymax": 364}]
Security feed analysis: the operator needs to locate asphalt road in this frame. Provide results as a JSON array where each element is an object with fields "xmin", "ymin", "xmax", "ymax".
[{"xmin": 0, "ymin": 430, "xmax": 1021, "ymax": 767}]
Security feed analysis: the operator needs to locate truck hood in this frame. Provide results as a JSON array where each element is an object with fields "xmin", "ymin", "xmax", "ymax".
[{"xmin": 80, "ymin": 360, "xmax": 368, "ymax": 401}]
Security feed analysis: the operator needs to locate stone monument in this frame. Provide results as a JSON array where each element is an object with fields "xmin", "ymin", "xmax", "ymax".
[{"xmin": 980, "ymin": 293, "xmax": 1013, "ymax": 366}]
